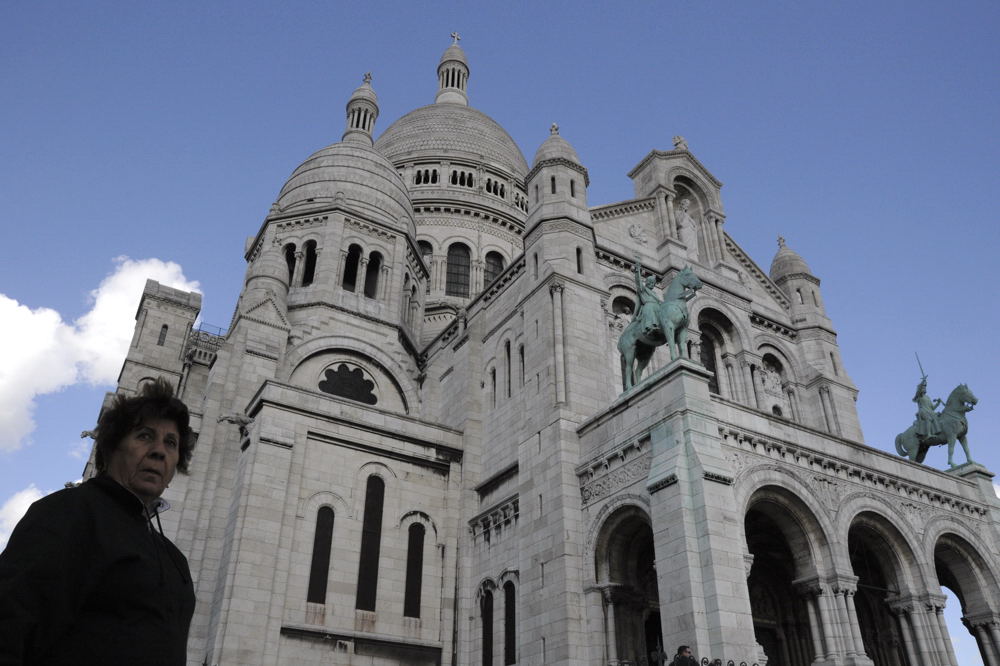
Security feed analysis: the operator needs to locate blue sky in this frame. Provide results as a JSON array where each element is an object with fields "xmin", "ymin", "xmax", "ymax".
[{"xmin": 2, "ymin": 1, "xmax": 997, "ymax": 662}]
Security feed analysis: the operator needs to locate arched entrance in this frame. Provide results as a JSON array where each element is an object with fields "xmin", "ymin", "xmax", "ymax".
[
  {"xmin": 594, "ymin": 505, "xmax": 662, "ymax": 665},
  {"xmin": 848, "ymin": 516, "xmax": 912, "ymax": 666},
  {"xmin": 935, "ymin": 532, "xmax": 1000, "ymax": 664},
  {"xmin": 745, "ymin": 488, "xmax": 823, "ymax": 666}
]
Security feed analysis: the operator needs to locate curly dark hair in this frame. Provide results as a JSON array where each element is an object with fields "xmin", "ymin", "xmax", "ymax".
[{"xmin": 94, "ymin": 378, "xmax": 195, "ymax": 474}]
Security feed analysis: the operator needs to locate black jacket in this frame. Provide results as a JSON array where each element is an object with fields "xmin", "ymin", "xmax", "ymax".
[{"xmin": 0, "ymin": 475, "xmax": 195, "ymax": 665}]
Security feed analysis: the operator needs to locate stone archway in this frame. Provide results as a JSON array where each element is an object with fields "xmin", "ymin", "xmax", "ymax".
[
  {"xmin": 594, "ymin": 505, "xmax": 661, "ymax": 666},
  {"xmin": 848, "ymin": 517, "xmax": 911, "ymax": 666},
  {"xmin": 745, "ymin": 491, "xmax": 822, "ymax": 666},
  {"xmin": 935, "ymin": 532, "xmax": 1000, "ymax": 664}
]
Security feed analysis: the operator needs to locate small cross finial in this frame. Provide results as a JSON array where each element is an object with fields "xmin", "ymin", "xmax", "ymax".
[
  {"xmin": 550, "ymin": 122, "xmax": 559, "ymax": 135},
  {"xmin": 363, "ymin": 71, "xmax": 372, "ymax": 85},
  {"xmin": 451, "ymin": 31, "xmax": 461, "ymax": 44},
  {"xmin": 777, "ymin": 236, "xmax": 786, "ymax": 248}
]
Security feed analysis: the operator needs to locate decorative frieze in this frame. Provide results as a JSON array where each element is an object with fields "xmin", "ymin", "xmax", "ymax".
[
  {"xmin": 344, "ymin": 216, "xmax": 397, "ymax": 243},
  {"xmin": 720, "ymin": 425, "xmax": 991, "ymax": 519},
  {"xmin": 749, "ymin": 312, "xmax": 797, "ymax": 339},
  {"xmin": 590, "ymin": 198, "xmax": 656, "ymax": 222},
  {"xmin": 469, "ymin": 495, "xmax": 519, "ymax": 544}
]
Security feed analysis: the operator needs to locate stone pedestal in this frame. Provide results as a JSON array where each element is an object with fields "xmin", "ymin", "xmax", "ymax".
[{"xmin": 641, "ymin": 358, "xmax": 759, "ymax": 660}]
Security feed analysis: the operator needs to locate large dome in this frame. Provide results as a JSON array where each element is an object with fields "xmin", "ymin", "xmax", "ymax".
[
  {"xmin": 276, "ymin": 142, "xmax": 414, "ymax": 233},
  {"xmin": 375, "ymin": 104, "xmax": 529, "ymax": 178}
]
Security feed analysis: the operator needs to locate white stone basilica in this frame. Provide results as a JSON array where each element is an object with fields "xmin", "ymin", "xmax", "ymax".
[{"xmin": 87, "ymin": 41, "xmax": 1000, "ymax": 666}]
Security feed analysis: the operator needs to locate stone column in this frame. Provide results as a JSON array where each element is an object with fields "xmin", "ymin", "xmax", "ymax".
[
  {"xmin": 601, "ymin": 586, "xmax": 620, "ymax": 665},
  {"xmin": 842, "ymin": 589, "xmax": 865, "ymax": 657},
  {"xmin": 550, "ymin": 283, "xmax": 566, "ymax": 404},
  {"xmin": 357, "ymin": 256, "xmax": 370, "ymax": 297},
  {"xmin": 665, "ymin": 193, "xmax": 678, "ymax": 238},
  {"xmin": 892, "ymin": 606, "xmax": 921, "ymax": 666},
  {"xmin": 379, "ymin": 264, "xmax": 390, "ymax": 301},
  {"xmin": 989, "ymin": 621, "xmax": 1000, "ymax": 666},
  {"xmin": 802, "ymin": 588, "xmax": 827, "ymax": 660},
  {"xmin": 338, "ymin": 249, "xmax": 349, "ymax": 286},
  {"xmin": 290, "ymin": 250, "xmax": 304, "ymax": 288},
  {"xmin": 741, "ymin": 361, "xmax": 757, "ymax": 409},
  {"xmin": 818, "ymin": 385, "xmax": 842, "ymax": 435},
  {"xmin": 928, "ymin": 600, "xmax": 959, "ymax": 666}
]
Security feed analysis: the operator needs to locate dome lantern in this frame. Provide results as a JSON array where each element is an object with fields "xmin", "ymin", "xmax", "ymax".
[
  {"xmin": 343, "ymin": 72, "xmax": 379, "ymax": 146},
  {"xmin": 435, "ymin": 33, "xmax": 469, "ymax": 106}
]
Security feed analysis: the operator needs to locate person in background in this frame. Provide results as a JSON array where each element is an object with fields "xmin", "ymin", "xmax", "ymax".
[
  {"xmin": 671, "ymin": 644, "xmax": 698, "ymax": 666},
  {"xmin": 0, "ymin": 378, "xmax": 196, "ymax": 665}
]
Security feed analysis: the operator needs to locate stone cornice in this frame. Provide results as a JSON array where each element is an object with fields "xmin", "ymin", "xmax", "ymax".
[
  {"xmin": 526, "ymin": 157, "xmax": 590, "ymax": 186},
  {"xmin": 626, "ymin": 148, "xmax": 723, "ymax": 188},
  {"xmin": 590, "ymin": 197, "xmax": 656, "ymax": 222}
]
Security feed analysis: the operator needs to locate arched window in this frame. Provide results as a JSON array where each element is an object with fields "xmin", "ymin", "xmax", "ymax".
[
  {"xmin": 284, "ymin": 243, "xmax": 297, "ymax": 283},
  {"xmin": 431, "ymin": 169, "xmax": 438, "ymax": 184},
  {"xmin": 451, "ymin": 170, "xmax": 458, "ymax": 185},
  {"xmin": 364, "ymin": 251, "xmax": 383, "ymax": 299},
  {"xmin": 484, "ymin": 251, "xmax": 504, "ymax": 286},
  {"xmin": 403, "ymin": 523, "xmax": 425, "ymax": 618},
  {"xmin": 459, "ymin": 172, "xmax": 466, "ymax": 187},
  {"xmin": 467, "ymin": 173, "xmax": 474, "ymax": 188},
  {"xmin": 796, "ymin": 288, "xmax": 804, "ymax": 305},
  {"xmin": 415, "ymin": 170, "xmax": 422, "ymax": 185},
  {"xmin": 418, "ymin": 240, "xmax": 433, "ymax": 294},
  {"xmin": 503, "ymin": 581, "xmax": 516, "ymax": 665},
  {"xmin": 302, "ymin": 240, "xmax": 318, "ymax": 286},
  {"xmin": 342, "ymin": 244, "xmax": 362, "ymax": 292},
  {"xmin": 481, "ymin": 589, "xmax": 494, "ymax": 666},
  {"xmin": 699, "ymin": 330, "xmax": 721, "ymax": 394},
  {"xmin": 518, "ymin": 345, "xmax": 525, "ymax": 387},
  {"xmin": 157, "ymin": 324, "xmax": 168, "ymax": 346},
  {"xmin": 611, "ymin": 296, "xmax": 634, "ymax": 316},
  {"xmin": 446, "ymin": 243, "xmax": 471, "ymax": 297},
  {"xmin": 505, "ymin": 340, "xmax": 511, "ymax": 398},
  {"xmin": 307, "ymin": 507, "xmax": 334, "ymax": 604},
  {"xmin": 355, "ymin": 475, "xmax": 385, "ymax": 611}
]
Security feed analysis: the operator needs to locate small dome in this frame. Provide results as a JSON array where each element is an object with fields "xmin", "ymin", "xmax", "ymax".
[
  {"xmin": 376, "ymin": 103, "xmax": 529, "ymax": 177},
  {"xmin": 769, "ymin": 236, "xmax": 813, "ymax": 280},
  {"xmin": 533, "ymin": 123, "xmax": 581, "ymax": 165},
  {"xmin": 439, "ymin": 43, "xmax": 468, "ymax": 67},
  {"xmin": 349, "ymin": 73, "xmax": 377, "ymax": 105},
  {"xmin": 276, "ymin": 142, "xmax": 414, "ymax": 235}
]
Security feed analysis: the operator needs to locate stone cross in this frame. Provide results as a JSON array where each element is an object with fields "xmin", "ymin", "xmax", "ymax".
[
  {"xmin": 451, "ymin": 31, "xmax": 461, "ymax": 44},
  {"xmin": 777, "ymin": 235, "xmax": 786, "ymax": 248},
  {"xmin": 550, "ymin": 122, "xmax": 559, "ymax": 135},
  {"xmin": 363, "ymin": 72, "xmax": 372, "ymax": 85}
]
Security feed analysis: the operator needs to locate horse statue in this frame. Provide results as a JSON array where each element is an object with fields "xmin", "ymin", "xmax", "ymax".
[
  {"xmin": 618, "ymin": 263, "xmax": 703, "ymax": 390},
  {"xmin": 895, "ymin": 383, "xmax": 978, "ymax": 467}
]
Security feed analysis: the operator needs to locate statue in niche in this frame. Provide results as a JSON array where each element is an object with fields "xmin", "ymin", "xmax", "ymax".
[
  {"xmin": 618, "ymin": 259, "xmax": 703, "ymax": 390},
  {"xmin": 895, "ymin": 374, "xmax": 978, "ymax": 467},
  {"xmin": 676, "ymin": 198, "xmax": 700, "ymax": 260}
]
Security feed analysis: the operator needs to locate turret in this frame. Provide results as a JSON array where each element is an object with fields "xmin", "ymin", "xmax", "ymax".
[
  {"xmin": 435, "ymin": 33, "xmax": 469, "ymax": 105},
  {"xmin": 769, "ymin": 236, "xmax": 830, "ymax": 325},
  {"xmin": 525, "ymin": 124, "xmax": 594, "ymax": 277},
  {"xmin": 342, "ymin": 72, "xmax": 379, "ymax": 146}
]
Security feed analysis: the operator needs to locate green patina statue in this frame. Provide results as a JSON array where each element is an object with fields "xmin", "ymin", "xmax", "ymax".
[
  {"xmin": 895, "ymin": 374, "xmax": 978, "ymax": 467},
  {"xmin": 617, "ymin": 259, "xmax": 703, "ymax": 390}
]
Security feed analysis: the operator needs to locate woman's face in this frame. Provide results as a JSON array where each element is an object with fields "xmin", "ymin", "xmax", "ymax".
[{"xmin": 106, "ymin": 418, "xmax": 180, "ymax": 507}]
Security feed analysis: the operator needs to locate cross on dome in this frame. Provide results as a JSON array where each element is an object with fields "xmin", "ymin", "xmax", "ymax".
[
  {"xmin": 777, "ymin": 236, "xmax": 786, "ymax": 248},
  {"xmin": 550, "ymin": 123, "xmax": 559, "ymax": 135},
  {"xmin": 451, "ymin": 31, "xmax": 461, "ymax": 44},
  {"xmin": 363, "ymin": 72, "xmax": 372, "ymax": 85}
]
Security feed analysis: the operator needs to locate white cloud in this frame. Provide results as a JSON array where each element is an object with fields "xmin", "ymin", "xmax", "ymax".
[
  {"xmin": 0, "ymin": 484, "xmax": 46, "ymax": 551},
  {"xmin": 0, "ymin": 257, "xmax": 200, "ymax": 452}
]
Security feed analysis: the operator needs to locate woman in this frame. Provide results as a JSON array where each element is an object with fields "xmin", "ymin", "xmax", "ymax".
[{"xmin": 0, "ymin": 378, "xmax": 196, "ymax": 664}]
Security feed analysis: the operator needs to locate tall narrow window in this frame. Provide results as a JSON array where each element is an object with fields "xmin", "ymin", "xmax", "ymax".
[
  {"xmin": 830, "ymin": 352, "xmax": 839, "ymax": 376},
  {"xmin": 418, "ymin": 240, "xmax": 433, "ymax": 294},
  {"xmin": 532, "ymin": 254, "xmax": 538, "ymax": 279},
  {"xmin": 302, "ymin": 241, "xmax": 318, "ymax": 286},
  {"xmin": 505, "ymin": 341, "xmax": 511, "ymax": 398},
  {"xmin": 403, "ymin": 523, "xmax": 425, "ymax": 618},
  {"xmin": 575, "ymin": 247, "xmax": 583, "ymax": 274},
  {"xmin": 570, "ymin": 179, "xmax": 576, "ymax": 198},
  {"xmin": 518, "ymin": 345, "xmax": 525, "ymax": 387},
  {"xmin": 364, "ymin": 251, "xmax": 383, "ymax": 299},
  {"xmin": 157, "ymin": 324, "xmax": 168, "ymax": 346},
  {"xmin": 446, "ymin": 243, "xmax": 471, "ymax": 297},
  {"xmin": 284, "ymin": 243, "xmax": 297, "ymax": 283},
  {"xmin": 481, "ymin": 590, "xmax": 494, "ymax": 666},
  {"xmin": 484, "ymin": 251, "xmax": 504, "ymax": 286},
  {"xmin": 550, "ymin": 176, "xmax": 556, "ymax": 194},
  {"xmin": 700, "ymin": 331, "xmax": 721, "ymax": 395},
  {"xmin": 491, "ymin": 368, "xmax": 497, "ymax": 408},
  {"xmin": 503, "ymin": 581, "xmax": 516, "ymax": 665},
  {"xmin": 307, "ymin": 507, "xmax": 334, "ymax": 604},
  {"xmin": 355, "ymin": 475, "xmax": 385, "ymax": 611},
  {"xmin": 342, "ymin": 244, "xmax": 362, "ymax": 292}
]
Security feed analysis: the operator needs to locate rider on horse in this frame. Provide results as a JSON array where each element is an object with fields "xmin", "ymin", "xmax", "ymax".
[
  {"xmin": 913, "ymin": 375, "xmax": 942, "ymax": 441},
  {"xmin": 633, "ymin": 263, "xmax": 662, "ymax": 336}
]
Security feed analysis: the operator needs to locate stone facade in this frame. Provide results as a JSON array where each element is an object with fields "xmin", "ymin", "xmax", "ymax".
[{"xmin": 86, "ymin": 42, "xmax": 1000, "ymax": 666}]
